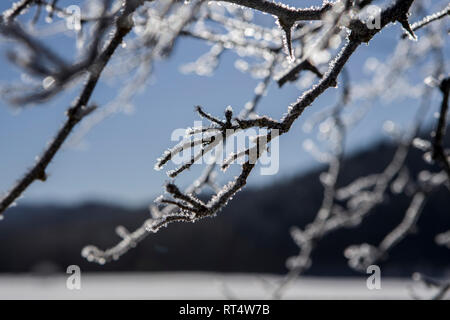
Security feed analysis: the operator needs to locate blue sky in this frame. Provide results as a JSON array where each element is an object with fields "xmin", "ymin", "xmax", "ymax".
[{"xmin": 0, "ymin": 1, "xmax": 447, "ymax": 207}]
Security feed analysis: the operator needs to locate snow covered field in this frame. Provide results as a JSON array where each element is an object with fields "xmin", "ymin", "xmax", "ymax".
[{"xmin": 0, "ymin": 273, "xmax": 422, "ymax": 299}]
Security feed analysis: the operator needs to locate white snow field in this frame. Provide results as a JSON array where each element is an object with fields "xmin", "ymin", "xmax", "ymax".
[{"xmin": 0, "ymin": 272, "xmax": 431, "ymax": 300}]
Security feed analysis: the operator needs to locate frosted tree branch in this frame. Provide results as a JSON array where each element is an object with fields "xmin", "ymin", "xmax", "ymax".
[
  {"xmin": 401, "ymin": 3, "xmax": 450, "ymax": 38},
  {"xmin": 211, "ymin": 0, "xmax": 333, "ymax": 24},
  {"xmin": 82, "ymin": 0, "xmax": 421, "ymax": 266},
  {"xmin": 1, "ymin": 0, "xmax": 448, "ymax": 301}
]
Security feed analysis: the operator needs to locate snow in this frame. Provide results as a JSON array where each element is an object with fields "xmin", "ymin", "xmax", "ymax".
[{"xmin": 0, "ymin": 272, "xmax": 417, "ymax": 300}]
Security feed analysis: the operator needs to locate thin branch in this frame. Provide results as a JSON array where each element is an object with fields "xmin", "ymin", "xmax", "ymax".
[
  {"xmin": 402, "ymin": 3, "xmax": 450, "ymax": 38},
  {"xmin": 1, "ymin": 0, "xmax": 35, "ymax": 22},
  {"xmin": 212, "ymin": 0, "xmax": 332, "ymax": 24},
  {"xmin": 277, "ymin": 59, "xmax": 323, "ymax": 87}
]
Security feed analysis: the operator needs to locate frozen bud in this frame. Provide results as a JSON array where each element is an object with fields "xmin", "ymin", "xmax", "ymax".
[
  {"xmin": 81, "ymin": 245, "xmax": 101, "ymax": 262},
  {"xmin": 424, "ymin": 76, "xmax": 438, "ymax": 87},
  {"xmin": 290, "ymin": 226, "xmax": 307, "ymax": 246},
  {"xmin": 344, "ymin": 243, "xmax": 378, "ymax": 271},
  {"xmin": 422, "ymin": 152, "xmax": 433, "ymax": 164},
  {"xmin": 412, "ymin": 138, "xmax": 431, "ymax": 151},
  {"xmin": 435, "ymin": 231, "xmax": 450, "ymax": 248},
  {"xmin": 115, "ymin": 225, "xmax": 130, "ymax": 239},
  {"xmin": 145, "ymin": 220, "xmax": 156, "ymax": 232},
  {"xmin": 166, "ymin": 183, "xmax": 180, "ymax": 194},
  {"xmin": 225, "ymin": 105, "xmax": 233, "ymax": 122}
]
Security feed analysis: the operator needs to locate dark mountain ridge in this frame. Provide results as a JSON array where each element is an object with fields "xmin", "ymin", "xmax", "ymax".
[{"xmin": 0, "ymin": 138, "xmax": 449, "ymax": 277}]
